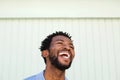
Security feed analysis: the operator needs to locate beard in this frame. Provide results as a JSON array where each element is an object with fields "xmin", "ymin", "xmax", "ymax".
[{"xmin": 49, "ymin": 54, "xmax": 72, "ymax": 71}]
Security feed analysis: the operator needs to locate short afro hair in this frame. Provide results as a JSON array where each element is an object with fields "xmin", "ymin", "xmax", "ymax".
[{"xmin": 40, "ymin": 31, "xmax": 72, "ymax": 63}]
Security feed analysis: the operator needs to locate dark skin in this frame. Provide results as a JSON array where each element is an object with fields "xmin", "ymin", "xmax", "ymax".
[{"xmin": 42, "ymin": 35, "xmax": 75, "ymax": 80}]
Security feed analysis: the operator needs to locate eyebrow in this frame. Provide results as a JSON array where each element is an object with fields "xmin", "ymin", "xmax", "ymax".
[
  {"xmin": 55, "ymin": 39, "xmax": 74, "ymax": 46},
  {"xmin": 55, "ymin": 39, "xmax": 64, "ymax": 42}
]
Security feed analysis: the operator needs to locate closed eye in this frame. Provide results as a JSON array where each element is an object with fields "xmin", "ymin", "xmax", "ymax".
[{"xmin": 70, "ymin": 45, "xmax": 74, "ymax": 49}]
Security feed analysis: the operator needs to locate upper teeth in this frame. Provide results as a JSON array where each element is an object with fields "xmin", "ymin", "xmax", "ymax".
[{"xmin": 59, "ymin": 52, "xmax": 70, "ymax": 58}]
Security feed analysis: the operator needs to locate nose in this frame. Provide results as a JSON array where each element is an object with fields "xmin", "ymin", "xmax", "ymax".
[{"xmin": 63, "ymin": 44, "xmax": 70, "ymax": 50}]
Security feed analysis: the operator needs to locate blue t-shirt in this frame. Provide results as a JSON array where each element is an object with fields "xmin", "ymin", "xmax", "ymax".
[{"xmin": 24, "ymin": 70, "xmax": 68, "ymax": 80}]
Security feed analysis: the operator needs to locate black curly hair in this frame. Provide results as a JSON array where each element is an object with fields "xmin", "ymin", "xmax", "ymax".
[{"xmin": 40, "ymin": 31, "xmax": 72, "ymax": 63}]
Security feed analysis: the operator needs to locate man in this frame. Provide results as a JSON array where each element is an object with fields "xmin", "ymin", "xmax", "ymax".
[{"xmin": 25, "ymin": 31, "xmax": 75, "ymax": 80}]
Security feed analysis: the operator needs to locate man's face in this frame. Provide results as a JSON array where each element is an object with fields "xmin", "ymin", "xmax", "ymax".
[{"xmin": 48, "ymin": 35, "xmax": 75, "ymax": 71}]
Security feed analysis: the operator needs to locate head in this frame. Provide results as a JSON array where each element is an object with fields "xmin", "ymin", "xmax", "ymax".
[{"xmin": 40, "ymin": 31, "xmax": 75, "ymax": 71}]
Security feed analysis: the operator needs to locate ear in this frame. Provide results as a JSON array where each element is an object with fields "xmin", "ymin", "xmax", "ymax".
[{"xmin": 42, "ymin": 50, "xmax": 49, "ymax": 58}]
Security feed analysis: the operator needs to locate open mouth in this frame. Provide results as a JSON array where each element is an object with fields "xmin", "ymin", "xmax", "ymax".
[{"xmin": 59, "ymin": 51, "xmax": 70, "ymax": 59}]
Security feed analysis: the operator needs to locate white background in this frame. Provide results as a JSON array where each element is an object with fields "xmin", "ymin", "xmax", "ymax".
[
  {"xmin": 0, "ymin": 0, "xmax": 120, "ymax": 18},
  {"xmin": 0, "ymin": 0, "xmax": 120, "ymax": 80}
]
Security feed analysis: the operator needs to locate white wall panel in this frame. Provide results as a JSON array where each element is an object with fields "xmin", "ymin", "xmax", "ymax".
[
  {"xmin": 0, "ymin": 1, "xmax": 120, "ymax": 18},
  {"xmin": 0, "ymin": 18, "xmax": 120, "ymax": 80}
]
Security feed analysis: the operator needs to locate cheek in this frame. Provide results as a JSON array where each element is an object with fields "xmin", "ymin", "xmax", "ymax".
[
  {"xmin": 71, "ymin": 50, "xmax": 75, "ymax": 58},
  {"xmin": 49, "ymin": 48, "xmax": 59, "ymax": 57}
]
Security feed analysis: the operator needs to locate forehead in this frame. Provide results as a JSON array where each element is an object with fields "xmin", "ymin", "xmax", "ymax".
[{"xmin": 51, "ymin": 35, "xmax": 72, "ymax": 42}]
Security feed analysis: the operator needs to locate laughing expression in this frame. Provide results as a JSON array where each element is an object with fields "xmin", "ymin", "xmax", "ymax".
[{"xmin": 48, "ymin": 35, "xmax": 75, "ymax": 71}]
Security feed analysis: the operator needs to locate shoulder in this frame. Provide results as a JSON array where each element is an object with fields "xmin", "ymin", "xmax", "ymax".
[
  {"xmin": 24, "ymin": 75, "xmax": 36, "ymax": 80},
  {"xmin": 65, "ymin": 77, "xmax": 68, "ymax": 80},
  {"xmin": 24, "ymin": 71, "xmax": 44, "ymax": 80}
]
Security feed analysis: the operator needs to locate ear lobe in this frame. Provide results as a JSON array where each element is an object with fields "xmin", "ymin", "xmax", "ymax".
[{"xmin": 42, "ymin": 50, "xmax": 49, "ymax": 57}]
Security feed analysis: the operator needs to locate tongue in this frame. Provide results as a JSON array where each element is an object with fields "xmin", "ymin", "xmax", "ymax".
[{"xmin": 62, "ymin": 55, "xmax": 69, "ymax": 59}]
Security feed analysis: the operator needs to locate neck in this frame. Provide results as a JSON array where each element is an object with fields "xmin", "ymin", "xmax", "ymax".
[{"xmin": 44, "ymin": 64, "xmax": 66, "ymax": 80}]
